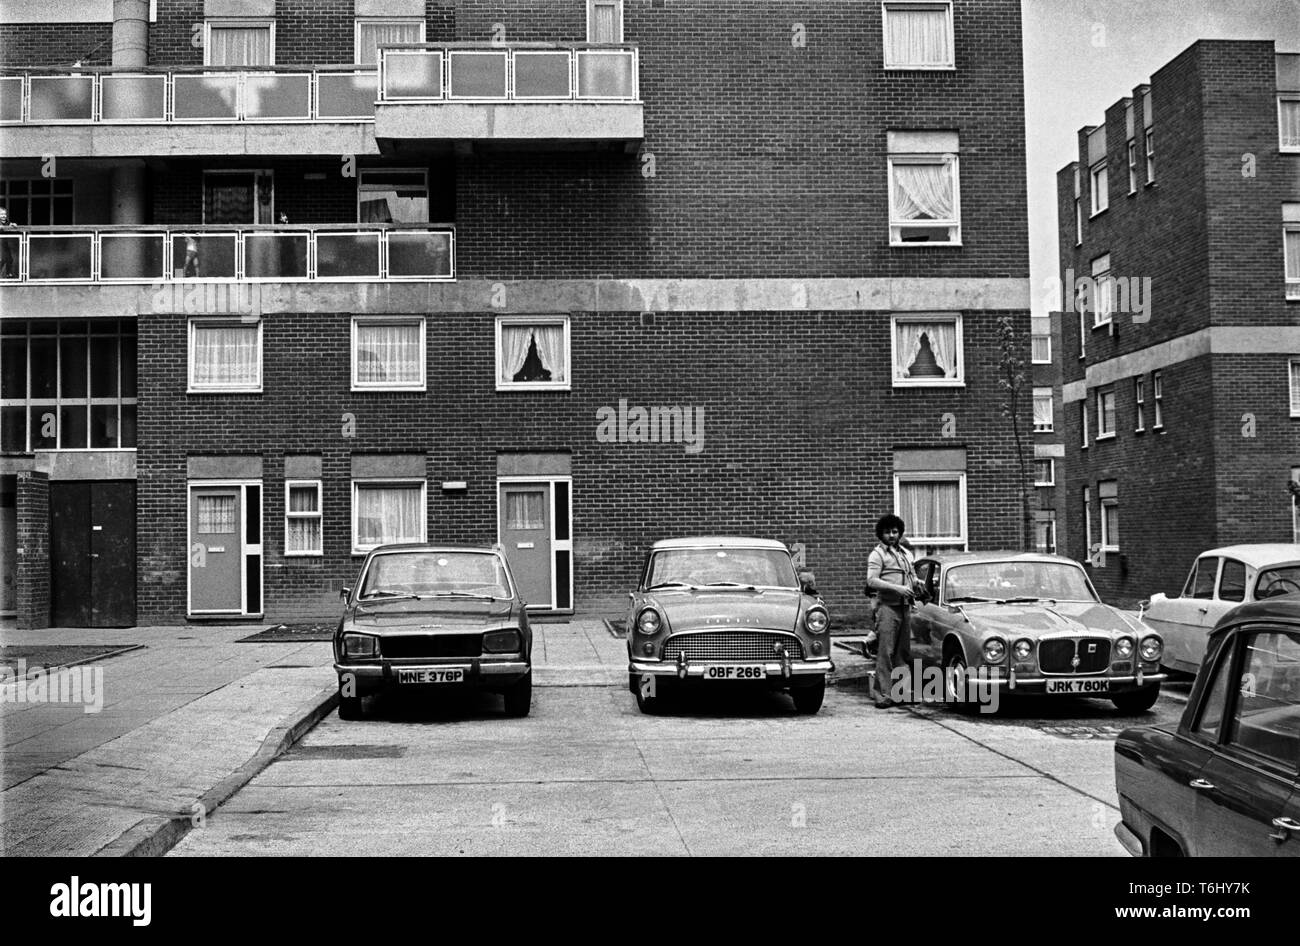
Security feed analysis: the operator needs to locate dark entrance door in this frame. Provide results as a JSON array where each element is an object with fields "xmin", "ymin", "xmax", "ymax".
[{"xmin": 50, "ymin": 480, "xmax": 136, "ymax": 627}]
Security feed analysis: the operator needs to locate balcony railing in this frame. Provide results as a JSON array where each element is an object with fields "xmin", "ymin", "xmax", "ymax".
[
  {"xmin": 0, "ymin": 225, "xmax": 454, "ymax": 283},
  {"xmin": 378, "ymin": 43, "xmax": 639, "ymax": 102},
  {"xmin": 0, "ymin": 66, "xmax": 379, "ymax": 124}
]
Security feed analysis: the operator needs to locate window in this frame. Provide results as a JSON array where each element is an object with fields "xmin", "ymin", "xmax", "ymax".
[
  {"xmin": 355, "ymin": 18, "xmax": 425, "ymax": 66},
  {"xmin": 1192, "ymin": 635, "xmax": 1232, "ymax": 740},
  {"xmin": 587, "ymin": 0, "xmax": 623, "ymax": 43},
  {"xmin": 1100, "ymin": 485, "xmax": 1119, "ymax": 551},
  {"xmin": 1089, "ymin": 253, "xmax": 1113, "ymax": 327},
  {"xmin": 1, "ymin": 320, "xmax": 137, "ymax": 451},
  {"xmin": 1152, "ymin": 370, "xmax": 1163, "ymax": 428},
  {"xmin": 894, "ymin": 473, "xmax": 966, "ymax": 547},
  {"xmin": 352, "ymin": 480, "xmax": 426, "ymax": 554},
  {"xmin": 352, "ymin": 318, "xmax": 425, "ymax": 391},
  {"xmin": 196, "ymin": 494, "xmax": 237, "ymax": 533},
  {"xmin": 203, "ymin": 169, "xmax": 273, "ymax": 225},
  {"xmin": 1089, "ymin": 160, "xmax": 1108, "ymax": 215},
  {"xmin": 1291, "ymin": 360, "xmax": 1300, "ymax": 417},
  {"xmin": 1217, "ymin": 559, "xmax": 1246, "ymax": 603},
  {"xmin": 1078, "ymin": 309, "xmax": 1086, "ymax": 359},
  {"xmin": 357, "ymin": 169, "xmax": 429, "ymax": 224},
  {"xmin": 1127, "ymin": 139, "xmax": 1137, "ymax": 194},
  {"xmin": 1134, "ymin": 376, "xmax": 1145, "ymax": 431},
  {"xmin": 496, "ymin": 317, "xmax": 571, "ymax": 390},
  {"xmin": 888, "ymin": 153, "xmax": 960, "ymax": 244},
  {"xmin": 1034, "ymin": 514, "xmax": 1057, "ymax": 554},
  {"xmin": 1080, "ymin": 399, "xmax": 1089, "ymax": 448},
  {"xmin": 1229, "ymin": 631, "xmax": 1300, "ymax": 768},
  {"xmin": 1279, "ymin": 95, "xmax": 1300, "ymax": 152},
  {"xmin": 1032, "ymin": 387, "xmax": 1053, "ymax": 432},
  {"xmin": 204, "ymin": 20, "xmax": 274, "ymax": 66},
  {"xmin": 1259, "ymin": 561, "xmax": 1300, "ymax": 598},
  {"xmin": 188, "ymin": 320, "xmax": 261, "ymax": 393},
  {"xmin": 505, "ymin": 490, "xmax": 546, "ymax": 530},
  {"xmin": 1144, "ymin": 129, "xmax": 1155, "ymax": 184},
  {"xmin": 1032, "ymin": 333, "xmax": 1051, "ymax": 364},
  {"xmin": 1096, "ymin": 388, "xmax": 1115, "ymax": 438},
  {"xmin": 0, "ymin": 178, "xmax": 73, "ymax": 226},
  {"xmin": 1073, "ymin": 166, "xmax": 1082, "ymax": 246},
  {"xmin": 891, "ymin": 314, "xmax": 963, "ymax": 385},
  {"xmin": 285, "ymin": 480, "xmax": 322, "ymax": 556},
  {"xmin": 882, "ymin": 1, "xmax": 954, "ymax": 69},
  {"xmin": 1034, "ymin": 458, "xmax": 1054, "ymax": 486},
  {"xmin": 1286, "ymin": 210, "xmax": 1300, "ymax": 300},
  {"xmin": 1082, "ymin": 486, "xmax": 1093, "ymax": 554},
  {"xmin": 1190, "ymin": 558, "xmax": 1219, "ymax": 599}
]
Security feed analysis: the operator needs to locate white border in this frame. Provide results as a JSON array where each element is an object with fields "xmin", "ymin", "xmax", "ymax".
[
  {"xmin": 586, "ymin": 0, "xmax": 624, "ymax": 43},
  {"xmin": 1095, "ymin": 388, "xmax": 1116, "ymax": 439},
  {"xmin": 887, "ymin": 153, "xmax": 961, "ymax": 246},
  {"xmin": 889, "ymin": 312, "xmax": 964, "ymax": 387},
  {"xmin": 187, "ymin": 318, "xmax": 263, "ymax": 394},
  {"xmin": 495, "ymin": 315, "xmax": 572, "ymax": 391},
  {"xmin": 284, "ymin": 479, "xmax": 323, "ymax": 557},
  {"xmin": 355, "ymin": 167, "xmax": 429, "ymax": 224},
  {"xmin": 1100, "ymin": 489, "xmax": 1119, "ymax": 552},
  {"xmin": 1032, "ymin": 386, "xmax": 1054, "ymax": 432},
  {"xmin": 1034, "ymin": 457, "xmax": 1055, "ymax": 487},
  {"xmin": 354, "ymin": 17, "xmax": 426, "ymax": 66},
  {"xmin": 351, "ymin": 316, "xmax": 427, "ymax": 392},
  {"xmin": 351, "ymin": 478, "xmax": 428, "ymax": 555},
  {"xmin": 1089, "ymin": 160, "xmax": 1108, "ymax": 216}
]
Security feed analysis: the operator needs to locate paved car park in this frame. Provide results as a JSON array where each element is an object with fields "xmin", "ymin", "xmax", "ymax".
[{"xmin": 168, "ymin": 620, "xmax": 1184, "ymax": 857}]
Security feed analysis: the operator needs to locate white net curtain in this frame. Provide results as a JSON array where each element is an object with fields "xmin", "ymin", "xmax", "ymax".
[
  {"xmin": 898, "ymin": 480, "xmax": 962, "ymax": 541},
  {"xmin": 208, "ymin": 25, "xmax": 273, "ymax": 66},
  {"xmin": 356, "ymin": 485, "xmax": 422, "ymax": 546},
  {"xmin": 1281, "ymin": 100, "xmax": 1300, "ymax": 149},
  {"xmin": 192, "ymin": 324, "xmax": 259, "ymax": 387},
  {"xmin": 499, "ymin": 323, "xmax": 566, "ymax": 384},
  {"xmin": 356, "ymin": 322, "xmax": 422, "ymax": 385},
  {"xmin": 894, "ymin": 320, "xmax": 957, "ymax": 378},
  {"xmin": 892, "ymin": 160, "xmax": 955, "ymax": 222},
  {"xmin": 506, "ymin": 491, "xmax": 546, "ymax": 530},
  {"xmin": 886, "ymin": 5, "xmax": 951, "ymax": 66},
  {"xmin": 357, "ymin": 20, "xmax": 424, "ymax": 66},
  {"xmin": 1033, "ymin": 391, "xmax": 1053, "ymax": 429},
  {"xmin": 286, "ymin": 485, "xmax": 320, "ymax": 553}
]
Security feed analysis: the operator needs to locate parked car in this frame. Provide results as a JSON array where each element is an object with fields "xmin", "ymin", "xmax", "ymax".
[
  {"xmin": 1114, "ymin": 596, "xmax": 1300, "ymax": 856},
  {"xmin": 625, "ymin": 536, "xmax": 833, "ymax": 714},
  {"xmin": 1141, "ymin": 544, "xmax": 1300, "ymax": 675},
  {"xmin": 333, "ymin": 544, "xmax": 533, "ymax": 720},
  {"xmin": 909, "ymin": 552, "xmax": 1165, "ymax": 713}
]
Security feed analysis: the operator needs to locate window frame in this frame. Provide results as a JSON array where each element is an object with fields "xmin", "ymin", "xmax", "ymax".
[
  {"xmin": 1095, "ymin": 388, "xmax": 1116, "ymax": 439},
  {"xmin": 1034, "ymin": 514, "xmax": 1057, "ymax": 554},
  {"xmin": 0, "ymin": 177, "xmax": 75, "ymax": 227},
  {"xmin": 355, "ymin": 167, "xmax": 430, "ymax": 225},
  {"xmin": 494, "ymin": 315, "xmax": 572, "ymax": 392},
  {"xmin": 889, "ymin": 313, "xmax": 965, "ymax": 388},
  {"xmin": 1279, "ymin": 94, "xmax": 1300, "ymax": 153},
  {"xmin": 1144, "ymin": 129, "xmax": 1155, "ymax": 185},
  {"xmin": 187, "ymin": 317, "xmax": 263, "ymax": 394},
  {"xmin": 1216, "ymin": 558, "xmax": 1247, "ymax": 604},
  {"xmin": 1033, "ymin": 458, "xmax": 1055, "ymax": 487},
  {"xmin": 350, "ymin": 478, "xmax": 427, "ymax": 555},
  {"xmin": 1134, "ymin": 376, "xmax": 1145, "ymax": 432},
  {"xmin": 284, "ymin": 479, "xmax": 323, "ymax": 557},
  {"xmin": 1031, "ymin": 332, "xmax": 1052, "ymax": 364},
  {"xmin": 1127, "ymin": 138, "xmax": 1137, "ymax": 194},
  {"xmin": 886, "ymin": 153, "xmax": 962, "ymax": 246},
  {"xmin": 881, "ymin": 0, "xmax": 956, "ymax": 71},
  {"xmin": 1073, "ymin": 165, "xmax": 1082, "ymax": 246},
  {"xmin": 892, "ymin": 471, "xmax": 968, "ymax": 549},
  {"xmin": 1152, "ymin": 370, "xmax": 1164, "ymax": 428},
  {"xmin": 1089, "ymin": 159, "xmax": 1108, "ymax": 216},
  {"xmin": 1290, "ymin": 359, "xmax": 1300, "ymax": 418},
  {"xmin": 1286, "ymin": 225, "xmax": 1300, "ymax": 301},
  {"xmin": 1082, "ymin": 486, "xmax": 1093, "ymax": 555},
  {"xmin": 1090, "ymin": 253, "xmax": 1113, "ymax": 327},
  {"xmin": 1080, "ymin": 398, "xmax": 1089, "ymax": 448},
  {"xmin": 203, "ymin": 18, "xmax": 276, "ymax": 67},
  {"xmin": 1032, "ymin": 386, "xmax": 1054, "ymax": 432},
  {"xmin": 586, "ymin": 0, "xmax": 624, "ymax": 44},
  {"xmin": 353, "ymin": 17, "xmax": 426, "ymax": 67},
  {"xmin": 1100, "ymin": 488, "xmax": 1119, "ymax": 552},
  {"xmin": 1294, "ymin": 467, "xmax": 1300, "ymax": 544},
  {"xmin": 350, "ymin": 316, "xmax": 427, "ymax": 393}
]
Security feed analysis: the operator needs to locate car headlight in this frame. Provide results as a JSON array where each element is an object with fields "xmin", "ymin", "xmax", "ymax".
[
  {"xmin": 483, "ymin": 629, "xmax": 522, "ymax": 653},
  {"xmin": 805, "ymin": 608, "xmax": 829, "ymax": 634},
  {"xmin": 1013, "ymin": 638, "xmax": 1033, "ymax": 660},
  {"xmin": 1116, "ymin": 637, "xmax": 1134, "ymax": 658},
  {"xmin": 341, "ymin": 633, "xmax": 378, "ymax": 658},
  {"xmin": 983, "ymin": 638, "xmax": 1006, "ymax": 663},
  {"xmin": 636, "ymin": 608, "xmax": 661, "ymax": 635},
  {"xmin": 1140, "ymin": 636, "xmax": 1162, "ymax": 661}
]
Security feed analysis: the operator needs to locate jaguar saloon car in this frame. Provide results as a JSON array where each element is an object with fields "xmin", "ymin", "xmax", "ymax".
[
  {"xmin": 909, "ymin": 552, "xmax": 1165, "ymax": 712},
  {"xmin": 1114, "ymin": 596, "xmax": 1300, "ymax": 856},
  {"xmin": 625, "ymin": 537, "xmax": 833, "ymax": 714},
  {"xmin": 333, "ymin": 544, "xmax": 532, "ymax": 720},
  {"xmin": 1140, "ymin": 544, "xmax": 1300, "ymax": 675}
]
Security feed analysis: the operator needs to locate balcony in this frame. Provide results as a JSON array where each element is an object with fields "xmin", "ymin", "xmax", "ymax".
[
  {"xmin": 374, "ymin": 43, "xmax": 643, "ymax": 151},
  {"xmin": 0, "ymin": 67, "xmax": 383, "ymax": 157}
]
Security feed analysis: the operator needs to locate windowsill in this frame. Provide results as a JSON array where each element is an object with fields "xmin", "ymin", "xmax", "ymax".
[
  {"xmin": 1135, "ymin": 427, "xmax": 1145, "ymax": 435},
  {"xmin": 883, "ymin": 63, "xmax": 956, "ymax": 71},
  {"xmin": 1152, "ymin": 424, "xmax": 1165, "ymax": 432},
  {"xmin": 1090, "ymin": 208, "xmax": 1108, "ymax": 219},
  {"xmin": 1031, "ymin": 359, "xmax": 1052, "ymax": 365},
  {"xmin": 284, "ymin": 551, "xmax": 323, "ymax": 558},
  {"xmin": 496, "ymin": 383, "xmax": 572, "ymax": 392},
  {"xmin": 1144, "ymin": 181, "xmax": 1156, "ymax": 189},
  {"xmin": 1102, "ymin": 546, "xmax": 1120, "ymax": 554},
  {"xmin": 351, "ymin": 385, "xmax": 427, "ymax": 393},
  {"xmin": 889, "ymin": 240, "xmax": 963, "ymax": 248},
  {"xmin": 1091, "ymin": 319, "xmax": 1113, "ymax": 330},
  {"xmin": 188, "ymin": 386, "xmax": 263, "ymax": 394},
  {"xmin": 892, "ymin": 379, "xmax": 965, "ymax": 389},
  {"xmin": 1034, "ymin": 483, "xmax": 1054, "ymax": 488},
  {"xmin": 1095, "ymin": 432, "xmax": 1116, "ymax": 441}
]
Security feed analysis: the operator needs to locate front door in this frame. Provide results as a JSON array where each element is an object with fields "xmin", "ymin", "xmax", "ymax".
[
  {"xmin": 500, "ymin": 482, "xmax": 551, "ymax": 608},
  {"xmin": 50, "ymin": 481, "xmax": 136, "ymax": 627},
  {"xmin": 190, "ymin": 485, "xmax": 245, "ymax": 614}
]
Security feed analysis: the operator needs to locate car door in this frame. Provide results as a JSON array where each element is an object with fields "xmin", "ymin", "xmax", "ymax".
[
  {"xmin": 1148, "ymin": 556, "xmax": 1219, "ymax": 674},
  {"xmin": 909, "ymin": 559, "xmax": 938, "ymax": 659}
]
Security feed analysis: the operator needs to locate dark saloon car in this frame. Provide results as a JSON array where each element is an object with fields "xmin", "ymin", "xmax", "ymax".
[
  {"xmin": 625, "ymin": 537, "xmax": 833, "ymax": 714},
  {"xmin": 1114, "ymin": 597, "xmax": 1300, "ymax": 856},
  {"xmin": 333, "ymin": 545, "xmax": 533, "ymax": 719}
]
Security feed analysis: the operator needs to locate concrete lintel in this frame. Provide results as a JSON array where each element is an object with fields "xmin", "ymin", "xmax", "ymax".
[
  {"xmin": 37, "ymin": 450, "xmax": 137, "ymax": 481},
  {"xmin": 375, "ymin": 102, "xmax": 644, "ymax": 143},
  {"xmin": 205, "ymin": 0, "xmax": 275, "ymax": 17},
  {"xmin": 0, "ymin": 123, "xmax": 381, "ymax": 160},
  {"xmin": 355, "ymin": 0, "xmax": 423, "ymax": 15},
  {"xmin": 1034, "ymin": 443, "xmax": 1066, "ymax": 458}
]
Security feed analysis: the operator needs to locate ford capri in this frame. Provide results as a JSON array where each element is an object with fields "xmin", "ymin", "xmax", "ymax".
[{"xmin": 625, "ymin": 537, "xmax": 833, "ymax": 714}]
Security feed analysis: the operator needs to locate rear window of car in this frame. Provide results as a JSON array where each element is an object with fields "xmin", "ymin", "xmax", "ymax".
[
  {"xmin": 1256, "ymin": 565, "xmax": 1300, "ymax": 600},
  {"xmin": 1218, "ymin": 559, "xmax": 1246, "ymax": 603},
  {"xmin": 1191, "ymin": 558, "xmax": 1219, "ymax": 599}
]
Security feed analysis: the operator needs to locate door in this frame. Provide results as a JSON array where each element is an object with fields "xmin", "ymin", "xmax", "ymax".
[
  {"xmin": 204, "ymin": 170, "xmax": 273, "ymax": 224},
  {"xmin": 190, "ymin": 485, "xmax": 243, "ymax": 613},
  {"xmin": 1149, "ymin": 555, "xmax": 1219, "ymax": 674},
  {"xmin": 500, "ymin": 482, "xmax": 551, "ymax": 608},
  {"xmin": 50, "ymin": 481, "xmax": 136, "ymax": 627}
]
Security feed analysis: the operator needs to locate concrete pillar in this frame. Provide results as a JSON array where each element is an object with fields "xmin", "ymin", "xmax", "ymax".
[
  {"xmin": 15, "ymin": 470, "xmax": 50, "ymax": 630},
  {"xmin": 111, "ymin": 1, "xmax": 151, "ymax": 258}
]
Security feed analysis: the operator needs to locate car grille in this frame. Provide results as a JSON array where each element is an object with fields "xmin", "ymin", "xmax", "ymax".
[
  {"xmin": 380, "ymin": 634, "xmax": 482, "ymax": 659},
  {"xmin": 1039, "ymin": 638, "xmax": 1111, "ymax": 675},
  {"xmin": 661, "ymin": 632, "xmax": 804, "ymax": 662}
]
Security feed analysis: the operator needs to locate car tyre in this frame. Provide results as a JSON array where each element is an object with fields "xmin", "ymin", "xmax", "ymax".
[
  {"xmin": 632, "ymin": 673, "xmax": 664, "ymax": 714},
  {"xmin": 338, "ymin": 692, "xmax": 364, "ymax": 721},
  {"xmin": 791, "ymin": 678, "xmax": 826, "ymax": 715},
  {"xmin": 503, "ymin": 672, "xmax": 532, "ymax": 717},
  {"xmin": 1112, "ymin": 685, "xmax": 1160, "ymax": 714},
  {"xmin": 943, "ymin": 649, "xmax": 979, "ymax": 714}
]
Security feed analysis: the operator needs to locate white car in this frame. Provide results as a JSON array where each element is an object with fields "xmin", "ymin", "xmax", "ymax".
[{"xmin": 1141, "ymin": 544, "xmax": 1300, "ymax": 674}]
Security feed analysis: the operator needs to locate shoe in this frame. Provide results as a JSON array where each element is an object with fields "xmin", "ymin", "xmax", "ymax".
[{"xmin": 874, "ymin": 699, "xmax": 895, "ymax": 709}]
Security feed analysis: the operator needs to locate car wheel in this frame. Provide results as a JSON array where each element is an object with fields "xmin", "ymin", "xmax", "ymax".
[
  {"xmin": 503, "ymin": 672, "xmax": 532, "ymax": 717},
  {"xmin": 633, "ymin": 673, "xmax": 664, "ymax": 714},
  {"xmin": 1112, "ymin": 685, "xmax": 1160, "ymax": 714},
  {"xmin": 338, "ymin": 692, "xmax": 364, "ymax": 721},
  {"xmin": 791, "ymin": 678, "xmax": 825, "ymax": 715},
  {"xmin": 943, "ymin": 648, "xmax": 978, "ymax": 714}
]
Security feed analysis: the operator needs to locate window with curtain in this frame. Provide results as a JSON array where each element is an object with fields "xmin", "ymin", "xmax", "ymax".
[
  {"xmin": 1134, "ymin": 377, "xmax": 1145, "ymax": 431},
  {"xmin": 1096, "ymin": 389, "xmax": 1116, "ymax": 437},
  {"xmin": 896, "ymin": 476, "xmax": 963, "ymax": 545},
  {"xmin": 206, "ymin": 22, "xmax": 274, "ymax": 66},
  {"xmin": 353, "ymin": 319, "xmax": 424, "ymax": 389},
  {"xmin": 1034, "ymin": 459, "xmax": 1054, "ymax": 486},
  {"xmin": 506, "ymin": 491, "xmax": 546, "ymax": 530},
  {"xmin": 1033, "ymin": 388, "xmax": 1053, "ymax": 432},
  {"xmin": 1090, "ymin": 161, "xmax": 1108, "ymax": 215},
  {"xmin": 357, "ymin": 169, "xmax": 429, "ymax": 224},
  {"xmin": 1090, "ymin": 253, "xmax": 1113, "ymax": 326},
  {"xmin": 497, "ymin": 318, "xmax": 569, "ymax": 388},
  {"xmin": 1145, "ymin": 129, "xmax": 1155, "ymax": 183},
  {"xmin": 1031, "ymin": 333, "xmax": 1051, "ymax": 364},
  {"xmin": 197, "ymin": 494, "xmax": 237, "ymax": 533},
  {"xmin": 588, "ymin": 1, "xmax": 622, "ymax": 43},
  {"xmin": 1291, "ymin": 360, "xmax": 1300, "ymax": 417},
  {"xmin": 892, "ymin": 316, "xmax": 961, "ymax": 384},
  {"xmin": 285, "ymin": 481, "xmax": 322, "ymax": 556},
  {"xmin": 1101, "ymin": 496, "xmax": 1119, "ymax": 550},
  {"xmin": 889, "ymin": 156, "xmax": 959, "ymax": 243},
  {"xmin": 883, "ymin": 2, "xmax": 953, "ymax": 68},
  {"xmin": 356, "ymin": 18, "xmax": 425, "ymax": 66},
  {"xmin": 1153, "ymin": 371, "xmax": 1163, "ymax": 427},
  {"xmin": 189, "ymin": 321, "xmax": 261, "ymax": 391},
  {"xmin": 353, "ymin": 482, "xmax": 424, "ymax": 551},
  {"xmin": 1127, "ymin": 140, "xmax": 1137, "ymax": 193},
  {"xmin": 1279, "ymin": 97, "xmax": 1299, "ymax": 150},
  {"xmin": 1285, "ymin": 225, "xmax": 1300, "ymax": 299}
]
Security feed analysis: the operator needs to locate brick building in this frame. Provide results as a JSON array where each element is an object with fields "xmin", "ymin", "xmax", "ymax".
[
  {"xmin": 1031, "ymin": 311, "xmax": 1066, "ymax": 555},
  {"xmin": 1, "ymin": 0, "xmax": 1031, "ymax": 628},
  {"xmin": 1055, "ymin": 39, "xmax": 1300, "ymax": 607}
]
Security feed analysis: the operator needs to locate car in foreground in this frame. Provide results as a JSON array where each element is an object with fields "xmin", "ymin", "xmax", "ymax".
[
  {"xmin": 1114, "ymin": 596, "xmax": 1300, "ymax": 856},
  {"xmin": 333, "ymin": 544, "xmax": 532, "ymax": 719},
  {"xmin": 909, "ymin": 552, "xmax": 1165, "ymax": 712},
  {"xmin": 625, "ymin": 537, "xmax": 833, "ymax": 714},
  {"xmin": 1140, "ymin": 544, "xmax": 1300, "ymax": 676}
]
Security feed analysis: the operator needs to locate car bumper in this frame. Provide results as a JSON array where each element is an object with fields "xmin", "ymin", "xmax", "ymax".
[
  {"xmin": 335, "ymin": 660, "xmax": 530, "ymax": 694},
  {"xmin": 958, "ymin": 672, "xmax": 1166, "ymax": 691},
  {"xmin": 628, "ymin": 658, "xmax": 832, "ymax": 680}
]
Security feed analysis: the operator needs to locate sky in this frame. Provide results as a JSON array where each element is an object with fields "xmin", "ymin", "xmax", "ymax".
[{"xmin": 1021, "ymin": 0, "xmax": 1300, "ymax": 315}]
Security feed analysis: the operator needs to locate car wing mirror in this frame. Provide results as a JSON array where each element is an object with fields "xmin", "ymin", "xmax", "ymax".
[
  {"xmin": 797, "ymin": 568, "xmax": 818, "ymax": 596},
  {"xmin": 340, "ymin": 587, "xmax": 351, "ymax": 601}
]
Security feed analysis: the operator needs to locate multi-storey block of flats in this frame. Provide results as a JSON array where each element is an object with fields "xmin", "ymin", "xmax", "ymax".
[
  {"xmin": 1054, "ymin": 39, "xmax": 1300, "ymax": 608},
  {"xmin": 0, "ymin": 0, "xmax": 1032, "ymax": 629}
]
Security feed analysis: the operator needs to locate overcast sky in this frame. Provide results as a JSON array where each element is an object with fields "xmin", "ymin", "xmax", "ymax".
[{"xmin": 1021, "ymin": 0, "xmax": 1300, "ymax": 315}]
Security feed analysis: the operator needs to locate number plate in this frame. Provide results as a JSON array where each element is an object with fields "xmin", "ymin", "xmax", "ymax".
[
  {"xmin": 397, "ymin": 667, "xmax": 466, "ymax": 685},
  {"xmin": 1045, "ymin": 677, "xmax": 1109, "ymax": 695},
  {"xmin": 702, "ymin": 664, "xmax": 766, "ymax": 681}
]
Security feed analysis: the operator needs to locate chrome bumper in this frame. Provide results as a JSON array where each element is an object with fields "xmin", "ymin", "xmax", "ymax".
[
  {"xmin": 334, "ymin": 660, "xmax": 529, "ymax": 683},
  {"xmin": 628, "ymin": 659, "xmax": 832, "ymax": 679},
  {"xmin": 993, "ymin": 672, "xmax": 1167, "ymax": 689}
]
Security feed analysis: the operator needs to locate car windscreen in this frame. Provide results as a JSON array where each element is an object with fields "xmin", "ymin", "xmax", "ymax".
[
  {"xmin": 360, "ymin": 552, "xmax": 510, "ymax": 599},
  {"xmin": 1255, "ymin": 565, "xmax": 1300, "ymax": 600},
  {"xmin": 647, "ymin": 547, "xmax": 798, "ymax": 589},
  {"xmin": 944, "ymin": 562, "xmax": 1097, "ymax": 602}
]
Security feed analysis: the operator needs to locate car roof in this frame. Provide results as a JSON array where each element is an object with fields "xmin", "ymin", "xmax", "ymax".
[
  {"xmin": 367, "ymin": 544, "xmax": 503, "ymax": 555},
  {"xmin": 1213, "ymin": 593, "xmax": 1300, "ymax": 632},
  {"xmin": 650, "ymin": 536, "xmax": 790, "ymax": 551},
  {"xmin": 922, "ymin": 551, "xmax": 1083, "ymax": 566},
  {"xmin": 1194, "ymin": 544, "xmax": 1300, "ymax": 568}
]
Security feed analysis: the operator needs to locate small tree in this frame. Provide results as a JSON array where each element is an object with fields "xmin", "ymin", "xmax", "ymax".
[{"xmin": 996, "ymin": 314, "xmax": 1033, "ymax": 551}]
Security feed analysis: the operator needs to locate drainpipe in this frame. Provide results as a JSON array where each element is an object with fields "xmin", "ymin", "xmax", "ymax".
[{"xmin": 110, "ymin": 1, "xmax": 149, "ymax": 231}]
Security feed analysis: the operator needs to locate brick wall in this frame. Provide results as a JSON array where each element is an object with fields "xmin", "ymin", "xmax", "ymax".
[
  {"xmin": 16, "ymin": 470, "xmax": 50, "ymax": 630},
  {"xmin": 0, "ymin": 24, "xmax": 113, "ymax": 68}
]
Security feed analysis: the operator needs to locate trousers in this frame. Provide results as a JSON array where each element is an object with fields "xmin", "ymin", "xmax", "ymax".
[{"xmin": 873, "ymin": 603, "xmax": 912, "ymax": 701}]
